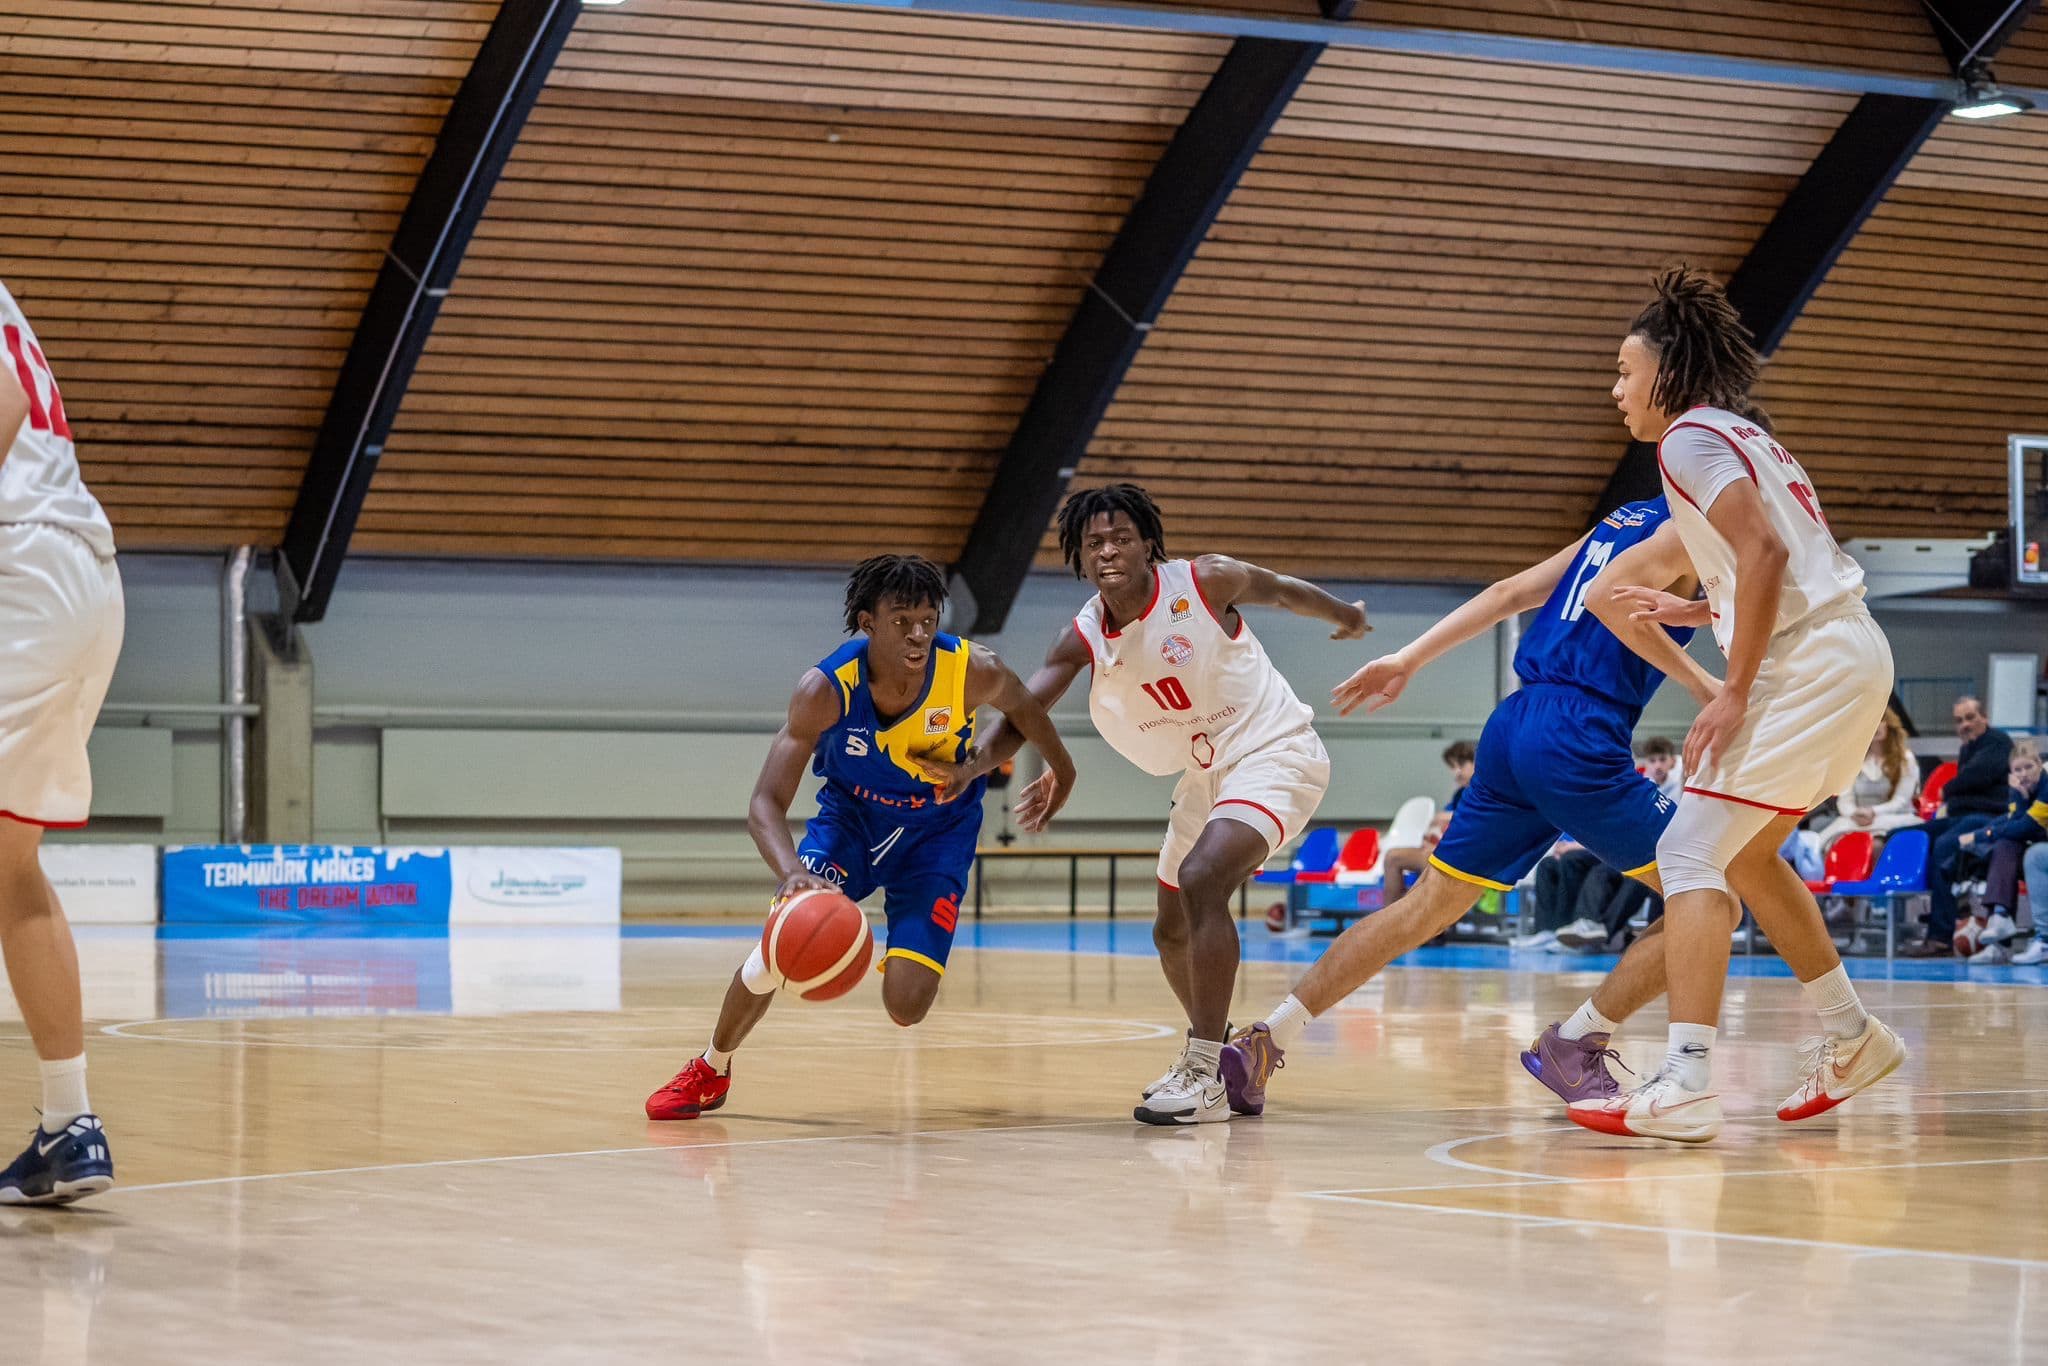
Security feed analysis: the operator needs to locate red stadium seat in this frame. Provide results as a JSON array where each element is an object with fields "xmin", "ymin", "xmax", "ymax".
[
  {"xmin": 1805, "ymin": 830, "xmax": 1875, "ymax": 894},
  {"xmin": 1916, "ymin": 760, "xmax": 1957, "ymax": 820},
  {"xmin": 1295, "ymin": 828, "xmax": 1381, "ymax": 885}
]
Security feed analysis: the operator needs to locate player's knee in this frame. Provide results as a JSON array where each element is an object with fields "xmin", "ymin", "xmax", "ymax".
[
  {"xmin": 1656, "ymin": 829, "xmax": 1731, "ymax": 899},
  {"xmin": 881, "ymin": 967, "xmax": 939, "ymax": 1027}
]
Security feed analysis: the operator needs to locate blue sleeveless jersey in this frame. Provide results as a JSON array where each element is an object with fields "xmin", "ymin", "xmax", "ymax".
[
  {"xmin": 810, "ymin": 633, "xmax": 985, "ymax": 820},
  {"xmin": 1514, "ymin": 497, "xmax": 1695, "ymax": 714}
]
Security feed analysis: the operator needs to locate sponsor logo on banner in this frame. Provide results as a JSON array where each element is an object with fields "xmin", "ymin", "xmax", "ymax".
[
  {"xmin": 163, "ymin": 846, "xmax": 453, "ymax": 925},
  {"xmin": 39, "ymin": 843, "xmax": 157, "ymax": 924},
  {"xmin": 1160, "ymin": 634, "xmax": 1195, "ymax": 667},
  {"xmin": 449, "ymin": 848, "xmax": 622, "ymax": 925}
]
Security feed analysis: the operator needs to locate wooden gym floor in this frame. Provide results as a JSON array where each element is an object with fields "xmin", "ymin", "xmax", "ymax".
[{"xmin": 1, "ymin": 923, "xmax": 2043, "ymax": 1365}]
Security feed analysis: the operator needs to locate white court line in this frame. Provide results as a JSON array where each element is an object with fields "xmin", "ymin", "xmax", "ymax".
[
  {"xmin": 101, "ymin": 1117, "xmax": 1133, "ymax": 1198},
  {"xmin": 1297, "ymin": 1190, "xmax": 2048, "ymax": 1271},
  {"xmin": 1357, "ymin": 1149, "xmax": 2048, "ymax": 1197},
  {"xmin": 96, "ymin": 1013, "xmax": 1179, "ymax": 1053}
]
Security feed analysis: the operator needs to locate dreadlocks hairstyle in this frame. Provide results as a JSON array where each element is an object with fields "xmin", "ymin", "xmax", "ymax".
[
  {"xmin": 1055, "ymin": 483, "xmax": 1168, "ymax": 579},
  {"xmin": 843, "ymin": 554, "xmax": 948, "ymax": 635},
  {"xmin": 1627, "ymin": 264, "xmax": 1763, "ymax": 420}
]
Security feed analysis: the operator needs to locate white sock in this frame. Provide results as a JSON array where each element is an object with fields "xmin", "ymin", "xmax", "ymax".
[
  {"xmin": 1559, "ymin": 999, "xmax": 1620, "ymax": 1042},
  {"xmin": 1185, "ymin": 1037, "xmax": 1223, "ymax": 1080},
  {"xmin": 1263, "ymin": 994, "xmax": 1315, "ymax": 1051},
  {"xmin": 1800, "ymin": 965, "xmax": 1868, "ymax": 1041},
  {"xmin": 703, "ymin": 1042, "xmax": 735, "ymax": 1076},
  {"xmin": 1664, "ymin": 1024, "xmax": 1716, "ymax": 1092},
  {"xmin": 39, "ymin": 1054, "xmax": 88, "ymax": 1134}
]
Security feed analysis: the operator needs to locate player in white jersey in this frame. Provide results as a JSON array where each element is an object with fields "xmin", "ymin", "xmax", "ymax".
[
  {"xmin": 1569, "ymin": 266, "xmax": 1904, "ymax": 1144},
  {"xmin": 0, "ymin": 281, "xmax": 125, "ymax": 1202},
  {"xmin": 920, "ymin": 485, "xmax": 1366, "ymax": 1124}
]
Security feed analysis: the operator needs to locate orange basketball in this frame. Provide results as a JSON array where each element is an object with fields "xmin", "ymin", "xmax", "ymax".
[{"xmin": 762, "ymin": 889, "xmax": 873, "ymax": 1001}]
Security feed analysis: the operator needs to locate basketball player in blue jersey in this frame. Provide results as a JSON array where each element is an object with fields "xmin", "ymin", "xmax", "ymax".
[
  {"xmin": 1219, "ymin": 499, "xmax": 1723, "ymax": 1114},
  {"xmin": 646, "ymin": 555, "xmax": 1076, "ymax": 1120}
]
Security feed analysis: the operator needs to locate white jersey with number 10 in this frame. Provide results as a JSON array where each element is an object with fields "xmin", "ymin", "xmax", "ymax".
[{"xmin": 1073, "ymin": 558, "xmax": 1315, "ymax": 778}]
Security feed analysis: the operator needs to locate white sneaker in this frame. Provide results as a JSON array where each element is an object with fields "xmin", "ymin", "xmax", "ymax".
[
  {"xmin": 1567, "ymin": 1069, "xmax": 1723, "ymax": 1144},
  {"xmin": 1134, "ymin": 1064, "xmax": 1231, "ymax": 1125},
  {"xmin": 1142, "ymin": 1039, "xmax": 1194, "ymax": 1099},
  {"xmin": 1777, "ymin": 1016, "xmax": 1907, "ymax": 1122},
  {"xmin": 1510, "ymin": 929, "xmax": 1557, "ymax": 950},
  {"xmin": 1970, "ymin": 941, "xmax": 2010, "ymax": 964},
  {"xmin": 1555, "ymin": 917, "xmax": 1609, "ymax": 951},
  {"xmin": 2012, "ymin": 938, "xmax": 2048, "ymax": 966},
  {"xmin": 1982, "ymin": 912, "xmax": 2022, "ymax": 945}
]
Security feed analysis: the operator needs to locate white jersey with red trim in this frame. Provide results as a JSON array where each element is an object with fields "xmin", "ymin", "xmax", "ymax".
[
  {"xmin": 1654, "ymin": 405, "xmax": 1862, "ymax": 655},
  {"xmin": 0, "ymin": 282, "xmax": 113, "ymax": 558},
  {"xmin": 1073, "ymin": 558, "xmax": 1315, "ymax": 777}
]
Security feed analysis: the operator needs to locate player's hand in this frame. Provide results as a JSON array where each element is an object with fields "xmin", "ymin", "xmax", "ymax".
[
  {"xmin": 772, "ymin": 869, "xmax": 836, "ymax": 905},
  {"xmin": 1852, "ymin": 809, "xmax": 1875, "ymax": 827},
  {"xmin": 1683, "ymin": 687, "xmax": 1747, "ymax": 775},
  {"xmin": 1333, "ymin": 653, "xmax": 1409, "ymax": 715},
  {"xmin": 1959, "ymin": 831, "xmax": 1977, "ymax": 849},
  {"xmin": 1617, "ymin": 586, "xmax": 1702, "ymax": 626},
  {"xmin": 1014, "ymin": 769, "xmax": 1069, "ymax": 833},
  {"xmin": 914, "ymin": 753, "xmax": 978, "ymax": 798},
  {"xmin": 1330, "ymin": 601, "xmax": 1371, "ymax": 641}
]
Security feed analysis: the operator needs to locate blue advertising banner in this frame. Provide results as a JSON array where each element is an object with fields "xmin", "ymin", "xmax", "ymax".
[{"xmin": 162, "ymin": 846, "xmax": 454, "ymax": 925}]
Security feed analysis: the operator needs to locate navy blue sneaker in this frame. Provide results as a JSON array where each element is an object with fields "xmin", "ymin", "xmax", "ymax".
[{"xmin": 0, "ymin": 1115, "xmax": 114, "ymax": 1205}]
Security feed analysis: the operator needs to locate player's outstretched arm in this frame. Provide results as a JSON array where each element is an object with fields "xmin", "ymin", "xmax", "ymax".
[
  {"xmin": 1585, "ymin": 521, "xmax": 1722, "ymax": 708},
  {"xmin": 746, "ymin": 669, "xmax": 842, "ymax": 902},
  {"xmin": 1332, "ymin": 533, "xmax": 1586, "ymax": 715},
  {"xmin": 962, "ymin": 644, "xmax": 1078, "ymax": 832},
  {"xmin": 1192, "ymin": 554, "xmax": 1368, "ymax": 639}
]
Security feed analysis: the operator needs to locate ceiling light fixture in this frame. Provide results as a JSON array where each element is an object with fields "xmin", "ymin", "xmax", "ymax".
[{"xmin": 1951, "ymin": 60, "xmax": 2033, "ymax": 119}]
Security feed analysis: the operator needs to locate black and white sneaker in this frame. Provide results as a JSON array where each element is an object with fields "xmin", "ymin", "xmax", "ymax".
[
  {"xmin": 1134, "ymin": 1065, "xmax": 1230, "ymax": 1125},
  {"xmin": 0, "ymin": 1115, "xmax": 114, "ymax": 1206}
]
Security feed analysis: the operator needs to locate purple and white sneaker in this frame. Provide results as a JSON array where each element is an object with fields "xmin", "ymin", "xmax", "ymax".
[
  {"xmin": 1219, "ymin": 1022, "xmax": 1284, "ymax": 1116},
  {"xmin": 1519, "ymin": 1023, "xmax": 1628, "ymax": 1105}
]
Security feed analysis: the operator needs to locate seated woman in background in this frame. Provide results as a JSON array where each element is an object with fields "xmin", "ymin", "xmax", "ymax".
[
  {"xmin": 1959, "ymin": 741, "xmax": 2046, "ymax": 963},
  {"xmin": 1810, "ymin": 708, "xmax": 1920, "ymax": 850}
]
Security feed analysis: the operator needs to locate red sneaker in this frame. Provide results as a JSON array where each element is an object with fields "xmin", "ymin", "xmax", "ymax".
[{"xmin": 646, "ymin": 1057, "xmax": 731, "ymax": 1120}]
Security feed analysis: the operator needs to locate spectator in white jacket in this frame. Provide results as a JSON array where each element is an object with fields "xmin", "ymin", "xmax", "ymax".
[{"xmin": 1812, "ymin": 708, "xmax": 1921, "ymax": 850}]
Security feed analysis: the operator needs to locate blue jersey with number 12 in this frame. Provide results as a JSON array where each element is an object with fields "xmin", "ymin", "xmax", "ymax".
[{"xmin": 1513, "ymin": 497, "xmax": 1694, "ymax": 715}]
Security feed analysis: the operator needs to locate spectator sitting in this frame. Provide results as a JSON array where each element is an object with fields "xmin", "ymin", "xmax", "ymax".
[
  {"xmin": 1512, "ymin": 837, "xmax": 1599, "ymax": 950},
  {"xmin": 1960, "ymin": 741, "xmax": 2046, "ymax": 962},
  {"xmin": 1382, "ymin": 739, "xmax": 1474, "ymax": 907},
  {"xmin": 1903, "ymin": 696, "xmax": 2014, "ymax": 957},
  {"xmin": 1810, "ymin": 707, "xmax": 1921, "ymax": 850},
  {"xmin": 1637, "ymin": 734, "xmax": 1683, "ymax": 800},
  {"xmin": 2009, "ymin": 841, "xmax": 2048, "ymax": 965}
]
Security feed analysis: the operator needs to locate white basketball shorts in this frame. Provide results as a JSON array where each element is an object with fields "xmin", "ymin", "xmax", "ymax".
[
  {"xmin": 0, "ymin": 523, "xmax": 124, "ymax": 826},
  {"xmin": 1159, "ymin": 727, "xmax": 1330, "ymax": 887},
  {"xmin": 1682, "ymin": 601, "xmax": 1894, "ymax": 818}
]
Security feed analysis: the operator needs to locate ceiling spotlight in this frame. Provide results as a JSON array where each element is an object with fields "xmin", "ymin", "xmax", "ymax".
[{"xmin": 1952, "ymin": 61, "xmax": 2033, "ymax": 120}]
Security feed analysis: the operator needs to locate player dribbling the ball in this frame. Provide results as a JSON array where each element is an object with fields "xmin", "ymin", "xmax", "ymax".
[{"xmin": 646, "ymin": 555, "xmax": 1075, "ymax": 1120}]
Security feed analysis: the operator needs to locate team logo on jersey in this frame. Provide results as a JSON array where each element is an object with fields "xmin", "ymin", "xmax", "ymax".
[
  {"xmin": 1160, "ymin": 634, "xmax": 1195, "ymax": 667},
  {"xmin": 924, "ymin": 707, "xmax": 952, "ymax": 735},
  {"xmin": 845, "ymin": 734, "xmax": 869, "ymax": 757},
  {"xmin": 1169, "ymin": 595, "xmax": 1194, "ymax": 623}
]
